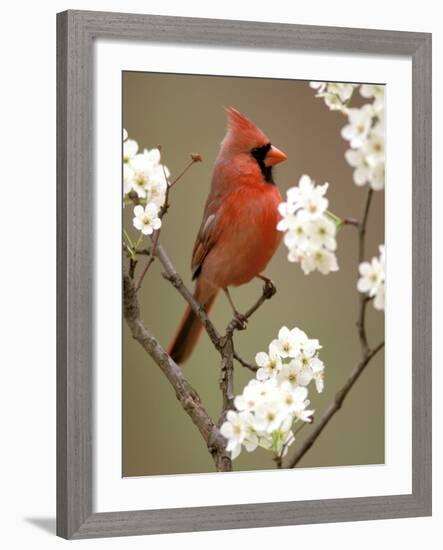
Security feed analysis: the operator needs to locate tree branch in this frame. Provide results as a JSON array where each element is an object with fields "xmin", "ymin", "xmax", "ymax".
[
  {"xmin": 129, "ymin": 258, "xmax": 137, "ymax": 279},
  {"xmin": 217, "ymin": 335, "xmax": 235, "ymax": 425},
  {"xmin": 287, "ymin": 341, "xmax": 384, "ymax": 468},
  {"xmin": 155, "ymin": 241, "xmax": 237, "ymax": 427},
  {"xmin": 123, "ymin": 273, "xmax": 231, "ymax": 471},
  {"xmin": 156, "ymin": 243, "xmax": 223, "ymax": 350}
]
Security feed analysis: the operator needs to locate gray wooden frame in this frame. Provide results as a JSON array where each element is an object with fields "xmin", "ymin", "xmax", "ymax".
[{"xmin": 57, "ymin": 9, "xmax": 432, "ymax": 539}]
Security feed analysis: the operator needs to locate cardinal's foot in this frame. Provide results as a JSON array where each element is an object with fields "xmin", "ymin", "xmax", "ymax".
[
  {"xmin": 233, "ymin": 312, "xmax": 248, "ymax": 330},
  {"xmin": 262, "ymin": 279, "xmax": 277, "ymax": 300}
]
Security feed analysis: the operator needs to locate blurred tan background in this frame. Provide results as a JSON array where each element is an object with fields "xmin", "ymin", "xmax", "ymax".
[{"xmin": 122, "ymin": 72, "xmax": 385, "ymax": 477}]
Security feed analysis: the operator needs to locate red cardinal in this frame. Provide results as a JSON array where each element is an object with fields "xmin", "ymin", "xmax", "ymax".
[{"xmin": 169, "ymin": 107, "xmax": 287, "ymax": 364}]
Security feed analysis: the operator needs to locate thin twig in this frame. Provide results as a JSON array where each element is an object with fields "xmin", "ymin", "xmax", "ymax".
[
  {"xmin": 359, "ymin": 188, "xmax": 373, "ymax": 264},
  {"xmin": 357, "ymin": 295, "xmax": 371, "ymax": 354},
  {"xmin": 357, "ymin": 188, "xmax": 373, "ymax": 354},
  {"xmin": 233, "ymin": 351, "xmax": 259, "ymax": 372},
  {"xmin": 287, "ymin": 341, "xmax": 384, "ymax": 468},
  {"xmin": 294, "ymin": 419, "xmax": 309, "ymax": 438},
  {"xmin": 243, "ymin": 279, "xmax": 277, "ymax": 321},
  {"xmin": 135, "ymin": 230, "xmax": 160, "ymax": 291},
  {"xmin": 341, "ymin": 217, "xmax": 360, "ymax": 228},
  {"xmin": 224, "ymin": 279, "xmax": 277, "ymax": 336},
  {"xmin": 123, "ymin": 273, "xmax": 231, "ymax": 471},
  {"xmin": 170, "ymin": 154, "xmax": 202, "ymax": 189},
  {"xmin": 123, "ymin": 241, "xmax": 133, "ymax": 257},
  {"xmin": 123, "ymin": 245, "xmax": 151, "ymax": 258},
  {"xmin": 217, "ymin": 279, "xmax": 277, "ymax": 424}
]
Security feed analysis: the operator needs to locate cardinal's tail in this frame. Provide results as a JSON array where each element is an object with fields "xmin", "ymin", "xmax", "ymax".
[{"xmin": 168, "ymin": 279, "xmax": 218, "ymax": 365}]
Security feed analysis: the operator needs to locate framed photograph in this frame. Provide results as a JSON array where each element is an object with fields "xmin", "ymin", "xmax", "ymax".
[{"xmin": 57, "ymin": 10, "xmax": 432, "ymax": 539}]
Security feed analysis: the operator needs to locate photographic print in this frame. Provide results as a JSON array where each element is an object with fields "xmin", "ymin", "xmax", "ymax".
[{"xmin": 122, "ymin": 72, "xmax": 385, "ymax": 477}]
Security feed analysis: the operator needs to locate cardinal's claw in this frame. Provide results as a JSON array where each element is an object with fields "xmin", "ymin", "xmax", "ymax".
[
  {"xmin": 233, "ymin": 312, "xmax": 248, "ymax": 330},
  {"xmin": 263, "ymin": 279, "xmax": 277, "ymax": 300}
]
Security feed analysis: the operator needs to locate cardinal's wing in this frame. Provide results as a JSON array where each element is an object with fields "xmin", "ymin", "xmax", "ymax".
[{"xmin": 191, "ymin": 196, "xmax": 224, "ymax": 280}]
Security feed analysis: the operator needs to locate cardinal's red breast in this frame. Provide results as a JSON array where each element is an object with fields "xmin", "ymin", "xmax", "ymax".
[{"xmin": 199, "ymin": 181, "xmax": 282, "ymax": 289}]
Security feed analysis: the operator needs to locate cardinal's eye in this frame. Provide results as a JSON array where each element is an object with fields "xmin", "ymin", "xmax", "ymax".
[
  {"xmin": 251, "ymin": 142, "xmax": 271, "ymax": 161},
  {"xmin": 250, "ymin": 143, "xmax": 275, "ymax": 185}
]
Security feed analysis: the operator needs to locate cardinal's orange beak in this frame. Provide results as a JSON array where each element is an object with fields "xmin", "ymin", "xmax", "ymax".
[{"xmin": 265, "ymin": 145, "xmax": 288, "ymax": 166}]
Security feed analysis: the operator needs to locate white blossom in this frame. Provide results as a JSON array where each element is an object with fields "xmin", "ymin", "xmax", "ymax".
[
  {"xmin": 374, "ymin": 284, "xmax": 385, "ymax": 311},
  {"xmin": 132, "ymin": 203, "xmax": 162, "ymax": 236},
  {"xmin": 271, "ymin": 326, "xmax": 306, "ymax": 359},
  {"xmin": 286, "ymin": 174, "xmax": 329, "ymax": 219},
  {"xmin": 279, "ymin": 383, "xmax": 308, "ymax": 413},
  {"xmin": 278, "ymin": 175, "xmax": 339, "ymax": 275},
  {"xmin": 234, "ymin": 380, "xmax": 266, "ymax": 413},
  {"xmin": 341, "ymin": 105, "xmax": 374, "ymax": 148},
  {"xmin": 309, "ymin": 81, "xmax": 385, "ymax": 192},
  {"xmin": 361, "ymin": 123, "xmax": 385, "ymax": 168},
  {"xmin": 357, "ymin": 257, "xmax": 383, "ymax": 296},
  {"xmin": 123, "ymin": 138, "xmax": 138, "ymax": 164},
  {"xmin": 123, "ymin": 131, "xmax": 170, "ymax": 205},
  {"xmin": 300, "ymin": 247, "xmax": 339, "ymax": 275},
  {"xmin": 310, "ymin": 81, "xmax": 357, "ymax": 113},
  {"xmin": 123, "ymin": 163, "xmax": 135, "ymax": 195},
  {"xmin": 130, "ymin": 150, "xmax": 169, "ymax": 205},
  {"xmin": 309, "ymin": 81, "xmax": 327, "ymax": 93},
  {"xmin": 345, "ymin": 146, "xmax": 384, "ymax": 191},
  {"xmin": 255, "ymin": 343, "xmax": 283, "ymax": 381},
  {"xmin": 306, "ymin": 217, "xmax": 337, "ymax": 251},
  {"xmin": 368, "ymin": 162, "xmax": 385, "ymax": 191},
  {"xmin": 277, "ymin": 360, "xmax": 313, "ymax": 388},
  {"xmin": 221, "ymin": 326, "xmax": 325, "ymax": 461},
  {"xmin": 345, "ymin": 148, "xmax": 371, "ymax": 186},
  {"xmin": 220, "ymin": 410, "xmax": 250, "ymax": 459},
  {"xmin": 282, "ymin": 212, "xmax": 310, "ymax": 251},
  {"xmin": 360, "ymin": 84, "xmax": 385, "ymax": 112},
  {"xmin": 327, "ymin": 83, "xmax": 356, "ymax": 103},
  {"xmin": 357, "ymin": 244, "xmax": 385, "ymax": 311},
  {"xmin": 311, "ymin": 357, "xmax": 325, "ymax": 393},
  {"xmin": 252, "ymin": 396, "xmax": 288, "ymax": 434},
  {"xmin": 342, "ymin": 88, "xmax": 385, "ymax": 191}
]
